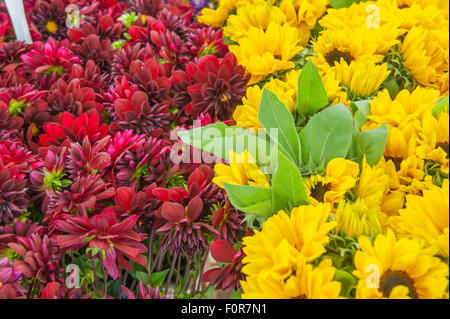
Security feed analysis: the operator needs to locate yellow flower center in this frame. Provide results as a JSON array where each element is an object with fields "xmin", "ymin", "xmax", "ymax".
[
  {"xmin": 45, "ymin": 20, "xmax": 58, "ymax": 34},
  {"xmin": 380, "ymin": 271, "xmax": 418, "ymax": 299}
]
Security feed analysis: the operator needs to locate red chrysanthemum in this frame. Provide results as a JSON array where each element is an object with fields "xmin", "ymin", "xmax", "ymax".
[
  {"xmin": 46, "ymin": 78, "xmax": 101, "ymax": 116},
  {"xmin": 68, "ymin": 14, "xmax": 122, "ymax": 42},
  {"xmin": 9, "ymin": 234, "xmax": 63, "ymax": 284},
  {"xmin": 20, "ymin": 38, "xmax": 81, "ymax": 88},
  {"xmin": 202, "ymin": 239, "xmax": 245, "ymax": 293},
  {"xmin": 186, "ymin": 53, "xmax": 249, "ymax": 120},
  {"xmin": 67, "ymin": 136, "xmax": 112, "ymax": 179},
  {"xmin": 0, "ymin": 257, "xmax": 25, "ymax": 299},
  {"xmin": 40, "ymin": 282, "xmax": 91, "ymax": 299},
  {"xmin": 102, "ymin": 77, "xmax": 139, "ymax": 119},
  {"xmin": 45, "ymin": 174, "xmax": 115, "ymax": 224},
  {"xmin": 113, "ymin": 90, "xmax": 171, "ymax": 135},
  {"xmin": 211, "ymin": 199, "xmax": 243, "ymax": 243},
  {"xmin": 0, "ymin": 140, "xmax": 43, "ymax": 178},
  {"xmin": 0, "ymin": 219, "xmax": 45, "ymax": 252},
  {"xmin": 54, "ymin": 210, "xmax": 147, "ymax": 279},
  {"xmin": 157, "ymin": 196, "xmax": 219, "ymax": 256},
  {"xmin": 39, "ymin": 111, "xmax": 108, "ymax": 151},
  {"xmin": 71, "ymin": 34, "xmax": 115, "ymax": 73},
  {"xmin": 69, "ymin": 60, "xmax": 110, "ymax": 92},
  {"xmin": 29, "ymin": 0, "xmax": 68, "ymax": 41},
  {"xmin": 0, "ymin": 161, "xmax": 28, "ymax": 224}
]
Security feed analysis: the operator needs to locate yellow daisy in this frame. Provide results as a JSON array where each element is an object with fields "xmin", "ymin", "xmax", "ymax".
[
  {"xmin": 197, "ymin": 0, "xmax": 237, "ymax": 27},
  {"xmin": 397, "ymin": 179, "xmax": 449, "ymax": 258},
  {"xmin": 229, "ymin": 22, "xmax": 303, "ymax": 84},
  {"xmin": 401, "ymin": 26, "xmax": 449, "ymax": 95},
  {"xmin": 242, "ymin": 203, "xmax": 337, "ymax": 277},
  {"xmin": 241, "ymin": 256, "xmax": 342, "ymax": 299},
  {"xmin": 212, "ymin": 150, "xmax": 270, "ymax": 188},
  {"xmin": 333, "ymin": 59, "xmax": 391, "ymax": 98},
  {"xmin": 353, "ymin": 229, "xmax": 449, "ymax": 299}
]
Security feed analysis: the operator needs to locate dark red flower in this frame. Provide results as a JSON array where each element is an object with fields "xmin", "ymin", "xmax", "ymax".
[
  {"xmin": 0, "ymin": 161, "xmax": 28, "ymax": 224},
  {"xmin": 29, "ymin": 0, "xmax": 68, "ymax": 41},
  {"xmin": 9, "ymin": 234, "xmax": 63, "ymax": 284},
  {"xmin": 70, "ymin": 60, "xmax": 110, "ymax": 92},
  {"xmin": 71, "ymin": 34, "xmax": 115, "ymax": 73},
  {"xmin": 186, "ymin": 53, "xmax": 249, "ymax": 120},
  {"xmin": 40, "ymin": 282, "xmax": 91, "ymax": 299},
  {"xmin": 113, "ymin": 90, "xmax": 171, "ymax": 135},
  {"xmin": 102, "ymin": 77, "xmax": 139, "ymax": 119},
  {"xmin": 211, "ymin": 199, "xmax": 243, "ymax": 243},
  {"xmin": 108, "ymin": 186, "xmax": 154, "ymax": 217},
  {"xmin": 0, "ymin": 41, "xmax": 32, "ymax": 71},
  {"xmin": 157, "ymin": 196, "xmax": 219, "ymax": 256},
  {"xmin": 20, "ymin": 38, "xmax": 80, "ymax": 88},
  {"xmin": 106, "ymin": 129, "xmax": 145, "ymax": 164},
  {"xmin": 46, "ymin": 78, "xmax": 101, "ymax": 116},
  {"xmin": 67, "ymin": 136, "xmax": 112, "ymax": 179},
  {"xmin": 0, "ymin": 140, "xmax": 43, "ymax": 178},
  {"xmin": 0, "ymin": 83, "xmax": 45, "ymax": 117},
  {"xmin": 0, "ymin": 257, "xmax": 25, "ymax": 299},
  {"xmin": 54, "ymin": 210, "xmax": 147, "ymax": 279},
  {"xmin": 115, "ymin": 135, "xmax": 171, "ymax": 189},
  {"xmin": 126, "ymin": 58, "xmax": 171, "ymax": 105},
  {"xmin": 0, "ymin": 101, "xmax": 24, "ymax": 134},
  {"xmin": 0, "ymin": 219, "xmax": 45, "ymax": 252},
  {"xmin": 202, "ymin": 239, "xmax": 244, "ymax": 292},
  {"xmin": 45, "ymin": 174, "xmax": 115, "ymax": 224},
  {"xmin": 69, "ymin": 14, "xmax": 122, "ymax": 42},
  {"xmin": 127, "ymin": 0, "xmax": 166, "ymax": 17},
  {"xmin": 39, "ymin": 111, "xmax": 108, "ymax": 151},
  {"xmin": 122, "ymin": 281, "xmax": 170, "ymax": 299}
]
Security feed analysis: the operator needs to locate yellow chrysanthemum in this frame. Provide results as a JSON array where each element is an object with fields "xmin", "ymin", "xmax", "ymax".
[
  {"xmin": 197, "ymin": 0, "xmax": 237, "ymax": 27},
  {"xmin": 396, "ymin": 179, "xmax": 449, "ymax": 258},
  {"xmin": 318, "ymin": 1, "xmax": 405, "ymax": 54},
  {"xmin": 416, "ymin": 110, "xmax": 449, "ymax": 174},
  {"xmin": 223, "ymin": 2, "xmax": 285, "ymax": 42},
  {"xmin": 229, "ymin": 22, "xmax": 303, "ymax": 84},
  {"xmin": 333, "ymin": 59, "xmax": 391, "ymax": 98},
  {"xmin": 303, "ymin": 158, "xmax": 360, "ymax": 206},
  {"xmin": 357, "ymin": 158, "xmax": 390, "ymax": 214},
  {"xmin": 365, "ymin": 88, "xmax": 441, "ymax": 128},
  {"xmin": 242, "ymin": 203, "xmax": 337, "ymax": 277},
  {"xmin": 335, "ymin": 199, "xmax": 383, "ymax": 238},
  {"xmin": 212, "ymin": 150, "xmax": 270, "ymax": 188},
  {"xmin": 241, "ymin": 256, "xmax": 342, "ymax": 299},
  {"xmin": 310, "ymin": 28, "xmax": 381, "ymax": 73},
  {"xmin": 401, "ymin": 26, "xmax": 449, "ymax": 95},
  {"xmin": 353, "ymin": 229, "xmax": 449, "ymax": 299}
]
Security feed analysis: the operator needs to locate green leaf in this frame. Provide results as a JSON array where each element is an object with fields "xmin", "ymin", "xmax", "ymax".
[
  {"xmin": 334, "ymin": 269, "xmax": 357, "ymax": 297},
  {"xmin": 296, "ymin": 61, "xmax": 328, "ymax": 118},
  {"xmin": 300, "ymin": 104, "xmax": 353, "ymax": 169},
  {"xmin": 177, "ymin": 123, "xmax": 276, "ymax": 173},
  {"xmin": 272, "ymin": 152, "xmax": 309, "ymax": 212},
  {"xmin": 432, "ymin": 96, "xmax": 449, "ymax": 117},
  {"xmin": 348, "ymin": 124, "xmax": 388, "ymax": 166},
  {"xmin": 230, "ymin": 289, "xmax": 242, "ymax": 299},
  {"xmin": 150, "ymin": 269, "xmax": 170, "ymax": 288},
  {"xmin": 329, "ymin": 0, "xmax": 369, "ymax": 8},
  {"xmin": 259, "ymin": 89, "xmax": 302, "ymax": 166},
  {"xmin": 222, "ymin": 183, "xmax": 273, "ymax": 218},
  {"xmin": 134, "ymin": 271, "xmax": 148, "ymax": 283}
]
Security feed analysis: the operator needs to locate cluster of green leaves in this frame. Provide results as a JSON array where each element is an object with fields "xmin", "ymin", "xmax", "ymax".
[{"xmin": 178, "ymin": 62, "xmax": 388, "ymax": 227}]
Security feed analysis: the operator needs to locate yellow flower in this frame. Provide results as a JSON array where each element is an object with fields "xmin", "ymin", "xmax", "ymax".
[
  {"xmin": 303, "ymin": 158, "xmax": 360, "ymax": 206},
  {"xmin": 223, "ymin": 2, "xmax": 285, "ymax": 42},
  {"xmin": 318, "ymin": 1, "xmax": 405, "ymax": 54},
  {"xmin": 310, "ymin": 28, "xmax": 382, "ymax": 73},
  {"xmin": 365, "ymin": 88, "xmax": 441, "ymax": 128},
  {"xmin": 229, "ymin": 22, "xmax": 303, "ymax": 84},
  {"xmin": 212, "ymin": 150, "xmax": 270, "ymax": 188},
  {"xmin": 353, "ymin": 229, "xmax": 449, "ymax": 299},
  {"xmin": 333, "ymin": 59, "xmax": 391, "ymax": 98},
  {"xmin": 335, "ymin": 199, "xmax": 383, "ymax": 238},
  {"xmin": 401, "ymin": 26, "xmax": 449, "ymax": 95},
  {"xmin": 416, "ymin": 110, "xmax": 449, "ymax": 174},
  {"xmin": 242, "ymin": 203, "xmax": 337, "ymax": 277},
  {"xmin": 357, "ymin": 158, "xmax": 390, "ymax": 213},
  {"xmin": 197, "ymin": 0, "xmax": 239, "ymax": 27},
  {"xmin": 241, "ymin": 256, "xmax": 342, "ymax": 299},
  {"xmin": 397, "ymin": 179, "xmax": 449, "ymax": 258}
]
